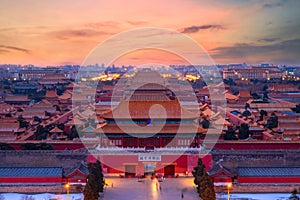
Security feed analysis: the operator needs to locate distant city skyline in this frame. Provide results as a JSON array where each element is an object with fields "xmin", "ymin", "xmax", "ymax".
[{"xmin": 0, "ymin": 0, "xmax": 300, "ymax": 66}]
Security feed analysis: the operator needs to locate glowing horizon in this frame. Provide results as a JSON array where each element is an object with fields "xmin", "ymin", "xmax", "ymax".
[{"xmin": 0, "ymin": 0, "xmax": 300, "ymax": 66}]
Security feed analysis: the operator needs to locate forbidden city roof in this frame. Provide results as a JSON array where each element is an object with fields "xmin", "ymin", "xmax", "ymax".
[
  {"xmin": 237, "ymin": 167, "xmax": 300, "ymax": 177},
  {"xmin": 101, "ymin": 99, "xmax": 198, "ymax": 119},
  {"xmin": 45, "ymin": 90, "xmax": 58, "ymax": 98},
  {"xmin": 208, "ymin": 164, "xmax": 234, "ymax": 177},
  {"xmin": 50, "ymin": 126, "xmax": 64, "ymax": 133},
  {"xmin": 0, "ymin": 167, "xmax": 63, "ymax": 177},
  {"xmin": 64, "ymin": 162, "xmax": 89, "ymax": 176}
]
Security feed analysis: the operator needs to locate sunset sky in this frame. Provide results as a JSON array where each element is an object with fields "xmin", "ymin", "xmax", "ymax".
[{"xmin": 0, "ymin": 0, "xmax": 300, "ymax": 66}]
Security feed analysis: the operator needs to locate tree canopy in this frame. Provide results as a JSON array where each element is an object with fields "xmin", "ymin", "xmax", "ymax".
[
  {"xmin": 238, "ymin": 123, "xmax": 251, "ymax": 139},
  {"xmin": 84, "ymin": 158, "xmax": 105, "ymax": 200},
  {"xmin": 0, "ymin": 143, "xmax": 14, "ymax": 150},
  {"xmin": 192, "ymin": 158, "xmax": 216, "ymax": 200},
  {"xmin": 224, "ymin": 126, "xmax": 236, "ymax": 140}
]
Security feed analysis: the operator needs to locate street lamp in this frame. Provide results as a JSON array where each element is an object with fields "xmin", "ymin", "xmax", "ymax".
[
  {"xmin": 227, "ymin": 182, "xmax": 232, "ymax": 200},
  {"xmin": 65, "ymin": 182, "xmax": 70, "ymax": 200}
]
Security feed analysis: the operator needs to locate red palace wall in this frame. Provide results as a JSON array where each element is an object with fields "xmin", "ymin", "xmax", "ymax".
[
  {"xmin": 238, "ymin": 177, "xmax": 300, "ymax": 183},
  {"xmin": 0, "ymin": 177, "xmax": 62, "ymax": 183},
  {"xmin": 213, "ymin": 177, "xmax": 232, "ymax": 183},
  {"xmin": 7, "ymin": 141, "xmax": 300, "ymax": 151},
  {"xmin": 88, "ymin": 154, "xmax": 212, "ymax": 176},
  {"xmin": 214, "ymin": 142, "xmax": 300, "ymax": 150}
]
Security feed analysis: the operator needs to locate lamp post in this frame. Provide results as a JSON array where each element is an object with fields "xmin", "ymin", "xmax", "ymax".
[
  {"xmin": 65, "ymin": 182, "xmax": 70, "ymax": 200},
  {"xmin": 227, "ymin": 182, "xmax": 232, "ymax": 200}
]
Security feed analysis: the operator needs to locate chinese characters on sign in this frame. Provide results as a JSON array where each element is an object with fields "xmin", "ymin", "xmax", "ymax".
[{"xmin": 138, "ymin": 155, "xmax": 161, "ymax": 162}]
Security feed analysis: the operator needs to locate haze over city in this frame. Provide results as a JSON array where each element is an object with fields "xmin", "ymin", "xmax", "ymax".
[
  {"xmin": 1, "ymin": 0, "xmax": 300, "ymax": 66},
  {"xmin": 1, "ymin": 1, "xmax": 300, "ymax": 200}
]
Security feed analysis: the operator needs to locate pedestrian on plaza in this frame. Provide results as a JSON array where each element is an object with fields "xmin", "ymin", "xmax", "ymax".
[
  {"xmin": 111, "ymin": 183, "xmax": 114, "ymax": 188},
  {"xmin": 181, "ymin": 192, "xmax": 184, "ymax": 199}
]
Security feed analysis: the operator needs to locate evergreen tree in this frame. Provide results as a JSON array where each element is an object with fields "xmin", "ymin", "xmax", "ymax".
[
  {"xmin": 33, "ymin": 116, "xmax": 42, "ymax": 123},
  {"xmin": 192, "ymin": 158, "xmax": 205, "ymax": 186},
  {"xmin": 201, "ymin": 117, "xmax": 210, "ymax": 129},
  {"xmin": 266, "ymin": 112, "xmax": 278, "ymax": 129},
  {"xmin": 292, "ymin": 104, "xmax": 300, "ymax": 113},
  {"xmin": 21, "ymin": 143, "xmax": 39, "ymax": 150},
  {"xmin": 224, "ymin": 127, "xmax": 236, "ymax": 140},
  {"xmin": 39, "ymin": 143, "xmax": 53, "ymax": 150},
  {"xmin": 93, "ymin": 159, "xmax": 105, "ymax": 192},
  {"xmin": 242, "ymin": 110, "xmax": 251, "ymax": 117},
  {"xmin": 35, "ymin": 125, "xmax": 48, "ymax": 140},
  {"xmin": 192, "ymin": 158, "xmax": 216, "ymax": 200},
  {"xmin": 199, "ymin": 173, "xmax": 216, "ymax": 200},
  {"xmin": 258, "ymin": 110, "xmax": 268, "ymax": 122},
  {"xmin": 245, "ymin": 103, "xmax": 250, "ymax": 110},
  {"xmin": 84, "ymin": 174, "xmax": 99, "ymax": 200},
  {"xmin": 69, "ymin": 126, "xmax": 80, "ymax": 140},
  {"xmin": 0, "ymin": 143, "xmax": 14, "ymax": 150},
  {"xmin": 84, "ymin": 159, "xmax": 105, "ymax": 200},
  {"xmin": 18, "ymin": 115, "xmax": 29, "ymax": 129},
  {"xmin": 238, "ymin": 123, "xmax": 250, "ymax": 139}
]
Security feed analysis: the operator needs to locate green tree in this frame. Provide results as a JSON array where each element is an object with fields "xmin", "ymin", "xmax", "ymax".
[
  {"xmin": 0, "ymin": 143, "xmax": 14, "ymax": 150},
  {"xmin": 192, "ymin": 158, "xmax": 216, "ymax": 200},
  {"xmin": 18, "ymin": 115, "xmax": 29, "ymax": 129},
  {"xmin": 192, "ymin": 158, "xmax": 205, "ymax": 190},
  {"xmin": 84, "ymin": 174, "xmax": 99, "ymax": 200},
  {"xmin": 45, "ymin": 111, "xmax": 51, "ymax": 117},
  {"xmin": 199, "ymin": 173, "xmax": 216, "ymax": 200},
  {"xmin": 88, "ymin": 159, "xmax": 105, "ymax": 193},
  {"xmin": 33, "ymin": 116, "xmax": 42, "ymax": 123},
  {"xmin": 84, "ymin": 159, "xmax": 105, "ymax": 200},
  {"xmin": 95, "ymin": 159, "xmax": 105, "ymax": 192},
  {"xmin": 238, "ymin": 123, "xmax": 250, "ymax": 140},
  {"xmin": 242, "ymin": 110, "xmax": 251, "ymax": 117},
  {"xmin": 53, "ymin": 105, "xmax": 61, "ymax": 112},
  {"xmin": 266, "ymin": 112, "xmax": 278, "ymax": 129},
  {"xmin": 292, "ymin": 104, "xmax": 300, "ymax": 113},
  {"xmin": 258, "ymin": 110, "xmax": 268, "ymax": 122},
  {"xmin": 245, "ymin": 103, "xmax": 250, "ymax": 110},
  {"xmin": 263, "ymin": 91, "xmax": 269, "ymax": 101},
  {"xmin": 69, "ymin": 126, "xmax": 80, "ymax": 140},
  {"xmin": 39, "ymin": 143, "xmax": 53, "ymax": 150},
  {"xmin": 21, "ymin": 143, "xmax": 38, "ymax": 150},
  {"xmin": 224, "ymin": 127, "xmax": 236, "ymax": 140},
  {"xmin": 251, "ymin": 92, "xmax": 261, "ymax": 100},
  {"xmin": 34, "ymin": 125, "xmax": 48, "ymax": 140},
  {"xmin": 201, "ymin": 117, "xmax": 210, "ymax": 129}
]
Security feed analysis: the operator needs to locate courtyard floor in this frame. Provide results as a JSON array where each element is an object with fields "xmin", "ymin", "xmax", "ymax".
[{"xmin": 101, "ymin": 177, "xmax": 199, "ymax": 200}]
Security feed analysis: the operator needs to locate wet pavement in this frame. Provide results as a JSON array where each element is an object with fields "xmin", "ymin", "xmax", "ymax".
[{"xmin": 102, "ymin": 177, "xmax": 199, "ymax": 200}]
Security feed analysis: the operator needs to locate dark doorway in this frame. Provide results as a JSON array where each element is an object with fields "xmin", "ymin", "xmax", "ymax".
[{"xmin": 164, "ymin": 165, "xmax": 175, "ymax": 176}]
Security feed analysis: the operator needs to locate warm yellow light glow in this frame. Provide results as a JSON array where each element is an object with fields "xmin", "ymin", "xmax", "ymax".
[
  {"xmin": 151, "ymin": 180, "xmax": 158, "ymax": 198},
  {"xmin": 227, "ymin": 182, "xmax": 232, "ymax": 189},
  {"xmin": 65, "ymin": 183, "xmax": 70, "ymax": 189},
  {"xmin": 185, "ymin": 73, "xmax": 200, "ymax": 81}
]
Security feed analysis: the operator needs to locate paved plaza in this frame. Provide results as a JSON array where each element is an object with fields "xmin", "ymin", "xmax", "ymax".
[{"xmin": 101, "ymin": 177, "xmax": 199, "ymax": 200}]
